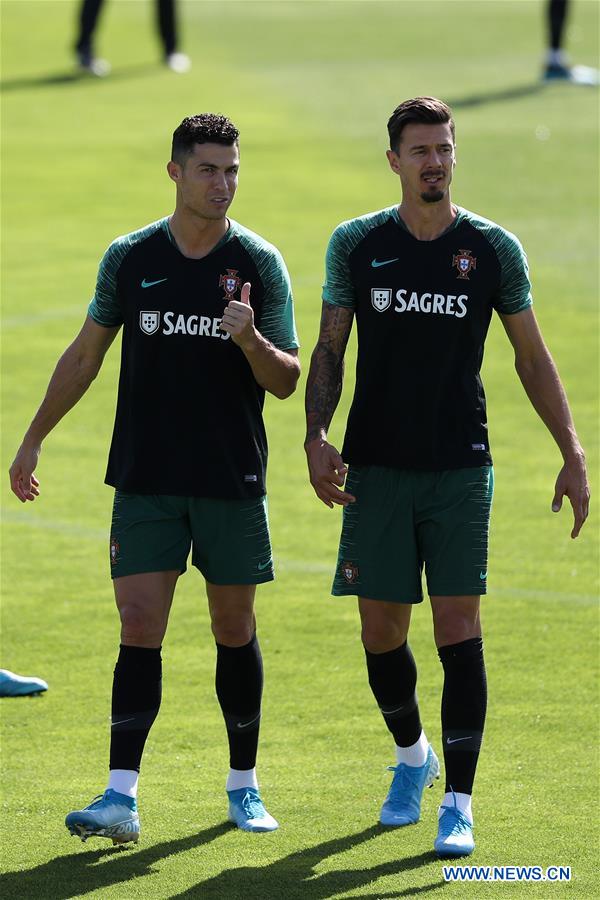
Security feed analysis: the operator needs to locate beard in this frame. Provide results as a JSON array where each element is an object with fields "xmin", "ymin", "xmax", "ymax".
[{"xmin": 420, "ymin": 189, "xmax": 445, "ymax": 203}]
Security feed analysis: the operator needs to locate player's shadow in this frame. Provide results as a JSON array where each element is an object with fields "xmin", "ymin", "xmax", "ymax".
[
  {"xmin": 447, "ymin": 82, "xmax": 546, "ymax": 108},
  {"xmin": 171, "ymin": 827, "xmax": 443, "ymax": 899},
  {"xmin": 0, "ymin": 63, "xmax": 157, "ymax": 93},
  {"xmin": 0, "ymin": 821, "xmax": 443, "ymax": 899}
]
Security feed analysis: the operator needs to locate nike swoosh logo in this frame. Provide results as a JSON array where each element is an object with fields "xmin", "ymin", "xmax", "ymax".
[
  {"xmin": 380, "ymin": 704, "xmax": 406, "ymax": 715},
  {"xmin": 479, "ymin": 571, "xmax": 487, "ymax": 580},
  {"xmin": 111, "ymin": 717, "xmax": 135, "ymax": 726},
  {"xmin": 371, "ymin": 257, "xmax": 399, "ymax": 268},
  {"xmin": 257, "ymin": 560, "xmax": 272, "ymax": 571},
  {"xmin": 237, "ymin": 713, "xmax": 261, "ymax": 729},
  {"xmin": 446, "ymin": 736, "xmax": 472, "ymax": 744},
  {"xmin": 141, "ymin": 277, "xmax": 167, "ymax": 288}
]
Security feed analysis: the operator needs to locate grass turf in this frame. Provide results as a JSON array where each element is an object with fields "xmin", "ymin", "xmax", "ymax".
[{"xmin": 1, "ymin": 1, "xmax": 598, "ymax": 897}]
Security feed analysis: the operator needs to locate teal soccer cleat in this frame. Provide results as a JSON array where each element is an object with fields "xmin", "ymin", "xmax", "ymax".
[
  {"xmin": 0, "ymin": 669, "xmax": 48, "ymax": 697},
  {"xmin": 434, "ymin": 792, "xmax": 475, "ymax": 857},
  {"xmin": 227, "ymin": 787, "xmax": 279, "ymax": 832},
  {"xmin": 543, "ymin": 62, "xmax": 600, "ymax": 86},
  {"xmin": 65, "ymin": 789, "xmax": 140, "ymax": 845},
  {"xmin": 380, "ymin": 745, "xmax": 440, "ymax": 826}
]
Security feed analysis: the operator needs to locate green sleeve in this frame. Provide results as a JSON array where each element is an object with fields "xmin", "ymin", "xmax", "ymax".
[
  {"xmin": 256, "ymin": 246, "xmax": 298, "ymax": 350},
  {"xmin": 322, "ymin": 223, "xmax": 356, "ymax": 309},
  {"xmin": 322, "ymin": 210, "xmax": 393, "ymax": 308},
  {"xmin": 88, "ymin": 239, "xmax": 127, "ymax": 327},
  {"xmin": 235, "ymin": 227, "xmax": 298, "ymax": 350},
  {"xmin": 458, "ymin": 210, "xmax": 533, "ymax": 315},
  {"xmin": 485, "ymin": 226, "xmax": 533, "ymax": 315},
  {"xmin": 88, "ymin": 220, "xmax": 168, "ymax": 326}
]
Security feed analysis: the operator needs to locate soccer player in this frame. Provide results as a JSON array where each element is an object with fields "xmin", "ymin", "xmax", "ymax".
[
  {"xmin": 9, "ymin": 113, "xmax": 300, "ymax": 844},
  {"xmin": 304, "ymin": 97, "xmax": 589, "ymax": 857}
]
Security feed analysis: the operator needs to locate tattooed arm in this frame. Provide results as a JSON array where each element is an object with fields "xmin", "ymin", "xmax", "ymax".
[{"xmin": 304, "ymin": 302, "xmax": 356, "ymax": 508}]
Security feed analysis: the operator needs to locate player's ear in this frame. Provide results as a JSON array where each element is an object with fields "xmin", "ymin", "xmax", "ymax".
[
  {"xmin": 386, "ymin": 149, "xmax": 401, "ymax": 174},
  {"xmin": 167, "ymin": 160, "xmax": 181, "ymax": 183}
]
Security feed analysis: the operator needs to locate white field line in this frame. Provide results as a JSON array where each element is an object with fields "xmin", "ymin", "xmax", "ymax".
[
  {"xmin": 2, "ymin": 306, "xmax": 84, "ymax": 329},
  {"xmin": 1, "ymin": 508, "xmax": 597, "ymax": 603}
]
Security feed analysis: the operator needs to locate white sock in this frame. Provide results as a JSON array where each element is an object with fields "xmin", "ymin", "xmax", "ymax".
[
  {"xmin": 547, "ymin": 48, "xmax": 567, "ymax": 66},
  {"xmin": 107, "ymin": 769, "xmax": 139, "ymax": 799},
  {"xmin": 440, "ymin": 790, "xmax": 472, "ymax": 823},
  {"xmin": 395, "ymin": 730, "xmax": 429, "ymax": 767},
  {"xmin": 226, "ymin": 767, "xmax": 258, "ymax": 792}
]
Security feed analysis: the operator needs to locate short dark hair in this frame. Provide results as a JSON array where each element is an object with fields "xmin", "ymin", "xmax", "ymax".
[
  {"xmin": 387, "ymin": 97, "xmax": 455, "ymax": 152},
  {"xmin": 171, "ymin": 113, "xmax": 239, "ymax": 164}
]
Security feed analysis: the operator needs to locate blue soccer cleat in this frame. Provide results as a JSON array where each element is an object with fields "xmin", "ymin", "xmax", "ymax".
[
  {"xmin": 380, "ymin": 745, "xmax": 440, "ymax": 826},
  {"xmin": 227, "ymin": 787, "xmax": 279, "ymax": 832},
  {"xmin": 434, "ymin": 792, "xmax": 475, "ymax": 857},
  {"xmin": 543, "ymin": 62, "xmax": 600, "ymax": 86},
  {"xmin": 65, "ymin": 789, "xmax": 140, "ymax": 845},
  {"xmin": 0, "ymin": 669, "xmax": 48, "ymax": 697}
]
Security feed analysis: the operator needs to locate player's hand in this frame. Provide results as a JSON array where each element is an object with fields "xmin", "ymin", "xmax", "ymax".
[
  {"xmin": 551, "ymin": 453, "xmax": 590, "ymax": 539},
  {"xmin": 305, "ymin": 438, "xmax": 356, "ymax": 508},
  {"xmin": 9, "ymin": 443, "xmax": 41, "ymax": 503},
  {"xmin": 221, "ymin": 282, "xmax": 258, "ymax": 351}
]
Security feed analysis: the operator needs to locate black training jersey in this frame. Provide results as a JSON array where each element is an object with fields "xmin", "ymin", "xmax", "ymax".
[
  {"xmin": 89, "ymin": 218, "xmax": 298, "ymax": 498},
  {"xmin": 323, "ymin": 206, "xmax": 532, "ymax": 471}
]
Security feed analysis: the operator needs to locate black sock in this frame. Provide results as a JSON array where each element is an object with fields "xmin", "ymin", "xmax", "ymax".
[
  {"xmin": 548, "ymin": 0, "xmax": 568, "ymax": 52},
  {"xmin": 438, "ymin": 637, "xmax": 487, "ymax": 795},
  {"xmin": 109, "ymin": 644, "xmax": 162, "ymax": 772},
  {"xmin": 215, "ymin": 633, "xmax": 263, "ymax": 771},
  {"xmin": 364, "ymin": 641, "xmax": 422, "ymax": 748}
]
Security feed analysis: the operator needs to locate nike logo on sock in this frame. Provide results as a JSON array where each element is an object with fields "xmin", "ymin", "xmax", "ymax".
[
  {"xmin": 380, "ymin": 704, "xmax": 406, "ymax": 715},
  {"xmin": 111, "ymin": 717, "xmax": 136, "ymax": 726},
  {"xmin": 446, "ymin": 736, "xmax": 472, "ymax": 744},
  {"xmin": 236, "ymin": 713, "xmax": 261, "ymax": 729}
]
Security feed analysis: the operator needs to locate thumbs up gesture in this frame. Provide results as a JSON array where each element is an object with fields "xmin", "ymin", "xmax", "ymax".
[{"xmin": 221, "ymin": 281, "xmax": 258, "ymax": 351}]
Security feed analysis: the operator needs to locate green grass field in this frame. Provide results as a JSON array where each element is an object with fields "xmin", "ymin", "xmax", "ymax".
[{"xmin": 1, "ymin": 1, "xmax": 598, "ymax": 897}]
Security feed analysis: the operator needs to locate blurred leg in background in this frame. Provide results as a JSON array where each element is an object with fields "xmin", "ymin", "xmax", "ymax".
[
  {"xmin": 157, "ymin": 0, "xmax": 191, "ymax": 72},
  {"xmin": 74, "ymin": 0, "xmax": 111, "ymax": 76},
  {"xmin": 74, "ymin": 0, "xmax": 191, "ymax": 77},
  {"xmin": 543, "ymin": 0, "xmax": 599, "ymax": 85}
]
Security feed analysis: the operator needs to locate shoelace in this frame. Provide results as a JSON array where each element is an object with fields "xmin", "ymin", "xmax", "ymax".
[
  {"xmin": 241, "ymin": 791, "xmax": 267, "ymax": 820},
  {"xmin": 438, "ymin": 805, "xmax": 472, "ymax": 836},
  {"xmin": 386, "ymin": 764, "xmax": 421, "ymax": 802}
]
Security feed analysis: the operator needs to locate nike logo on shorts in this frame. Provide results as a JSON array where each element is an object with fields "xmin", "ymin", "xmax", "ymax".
[{"xmin": 257, "ymin": 560, "xmax": 272, "ymax": 571}]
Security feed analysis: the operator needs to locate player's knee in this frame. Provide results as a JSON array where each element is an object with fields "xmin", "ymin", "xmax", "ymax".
[
  {"xmin": 434, "ymin": 608, "xmax": 480, "ymax": 647},
  {"xmin": 361, "ymin": 618, "xmax": 407, "ymax": 653},
  {"xmin": 119, "ymin": 602, "xmax": 165, "ymax": 646},
  {"xmin": 211, "ymin": 615, "xmax": 254, "ymax": 647}
]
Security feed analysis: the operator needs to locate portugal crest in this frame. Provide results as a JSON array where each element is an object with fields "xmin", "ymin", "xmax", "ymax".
[
  {"xmin": 371, "ymin": 288, "xmax": 392, "ymax": 312},
  {"xmin": 341, "ymin": 561, "xmax": 359, "ymax": 584},
  {"xmin": 110, "ymin": 537, "xmax": 120, "ymax": 566},
  {"xmin": 452, "ymin": 249, "xmax": 477, "ymax": 280},
  {"xmin": 219, "ymin": 268, "xmax": 241, "ymax": 301},
  {"xmin": 140, "ymin": 310, "xmax": 160, "ymax": 334}
]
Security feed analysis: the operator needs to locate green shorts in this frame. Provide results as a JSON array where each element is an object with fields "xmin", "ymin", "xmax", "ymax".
[
  {"xmin": 109, "ymin": 492, "xmax": 274, "ymax": 584},
  {"xmin": 332, "ymin": 466, "xmax": 494, "ymax": 603}
]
